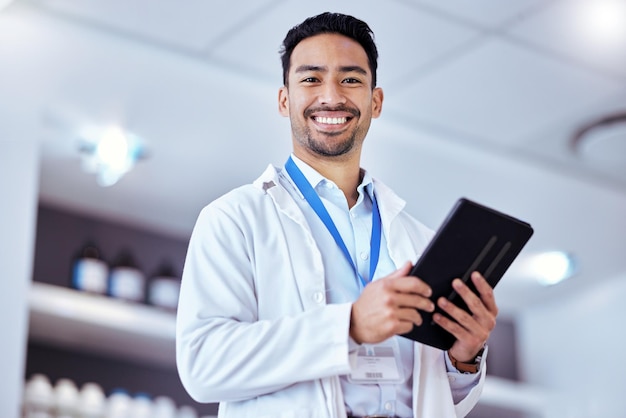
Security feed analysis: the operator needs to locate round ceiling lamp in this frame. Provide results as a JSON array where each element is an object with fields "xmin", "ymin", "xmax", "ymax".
[{"xmin": 570, "ymin": 111, "xmax": 626, "ymax": 176}]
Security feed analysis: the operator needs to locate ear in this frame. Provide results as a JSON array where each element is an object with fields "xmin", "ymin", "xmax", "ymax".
[
  {"xmin": 278, "ymin": 86, "xmax": 289, "ymax": 117},
  {"xmin": 371, "ymin": 87, "xmax": 384, "ymax": 119}
]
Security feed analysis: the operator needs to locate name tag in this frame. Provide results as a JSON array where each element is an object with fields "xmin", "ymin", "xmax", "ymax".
[{"xmin": 348, "ymin": 338, "xmax": 404, "ymax": 384}]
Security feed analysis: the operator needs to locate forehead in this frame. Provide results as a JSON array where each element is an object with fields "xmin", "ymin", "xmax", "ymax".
[{"xmin": 289, "ymin": 33, "xmax": 370, "ymax": 73}]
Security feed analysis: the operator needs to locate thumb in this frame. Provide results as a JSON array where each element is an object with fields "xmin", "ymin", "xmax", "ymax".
[{"xmin": 389, "ymin": 261, "xmax": 413, "ymax": 278}]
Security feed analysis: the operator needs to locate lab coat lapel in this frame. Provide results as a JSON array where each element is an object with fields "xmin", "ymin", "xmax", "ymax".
[{"xmin": 254, "ymin": 164, "xmax": 327, "ymax": 312}]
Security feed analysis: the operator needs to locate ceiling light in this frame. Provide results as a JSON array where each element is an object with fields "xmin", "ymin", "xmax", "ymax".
[
  {"xmin": 522, "ymin": 251, "xmax": 578, "ymax": 286},
  {"xmin": 79, "ymin": 126, "xmax": 147, "ymax": 187},
  {"xmin": 570, "ymin": 111, "xmax": 626, "ymax": 174},
  {"xmin": 575, "ymin": 0, "xmax": 626, "ymax": 49}
]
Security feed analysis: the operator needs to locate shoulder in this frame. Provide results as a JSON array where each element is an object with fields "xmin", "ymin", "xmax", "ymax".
[
  {"xmin": 372, "ymin": 177, "xmax": 435, "ymax": 248},
  {"xmin": 395, "ymin": 209, "xmax": 436, "ymax": 252}
]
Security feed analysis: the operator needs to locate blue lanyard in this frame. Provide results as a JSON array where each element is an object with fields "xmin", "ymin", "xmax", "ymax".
[{"xmin": 285, "ymin": 156, "xmax": 381, "ymax": 288}]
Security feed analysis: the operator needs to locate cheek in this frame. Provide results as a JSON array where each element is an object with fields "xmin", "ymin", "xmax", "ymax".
[{"xmin": 290, "ymin": 97, "xmax": 311, "ymax": 118}]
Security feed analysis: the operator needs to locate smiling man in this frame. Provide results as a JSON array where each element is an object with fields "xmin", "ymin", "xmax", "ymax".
[{"xmin": 177, "ymin": 12, "xmax": 497, "ymax": 418}]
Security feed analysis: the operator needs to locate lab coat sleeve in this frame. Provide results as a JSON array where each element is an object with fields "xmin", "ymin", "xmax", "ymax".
[
  {"xmin": 453, "ymin": 350, "xmax": 487, "ymax": 417},
  {"xmin": 176, "ymin": 199, "xmax": 353, "ymax": 403}
]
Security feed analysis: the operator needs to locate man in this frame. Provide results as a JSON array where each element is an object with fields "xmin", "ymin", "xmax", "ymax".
[{"xmin": 176, "ymin": 12, "xmax": 497, "ymax": 418}]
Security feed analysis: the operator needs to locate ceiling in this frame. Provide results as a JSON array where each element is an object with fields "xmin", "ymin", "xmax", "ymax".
[{"xmin": 1, "ymin": 0, "xmax": 625, "ymax": 317}]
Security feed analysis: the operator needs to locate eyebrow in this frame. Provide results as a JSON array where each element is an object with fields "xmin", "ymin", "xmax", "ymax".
[{"xmin": 294, "ymin": 65, "xmax": 368, "ymax": 75}]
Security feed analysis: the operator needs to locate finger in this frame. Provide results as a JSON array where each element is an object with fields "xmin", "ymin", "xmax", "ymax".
[
  {"xmin": 432, "ymin": 311, "xmax": 472, "ymax": 343},
  {"xmin": 452, "ymin": 281, "xmax": 496, "ymax": 333},
  {"xmin": 388, "ymin": 261, "xmax": 412, "ymax": 278},
  {"xmin": 396, "ymin": 306, "xmax": 425, "ymax": 328},
  {"xmin": 437, "ymin": 290, "xmax": 494, "ymax": 343},
  {"xmin": 433, "ymin": 301, "xmax": 488, "ymax": 348},
  {"xmin": 379, "ymin": 261, "xmax": 433, "ymax": 297},
  {"xmin": 369, "ymin": 281, "xmax": 434, "ymax": 313},
  {"xmin": 450, "ymin": 276, "xmax": 497, "ymax": 332},
  {"xmin": 437, "ymin": 296, "xmax": 480, "ymax": 332},
  {"xmin": 434, "ymin": 311, "xmax": 486, "ymax": 360},
  {"xmin": 389, "ymin": 275, "xmax": 433, "ymax": 298},
  {"xmin": 363, "ymin": 303, "xmax": 425, "ymax": 337},
  {"xmin": 471, "ymin": 272, "xmax": 499, "ymax": 315},
  {"xmin": 451, "ymin": 278, "xmax": 489, "ymax": 319},
  {"xmin": 394, "ymin": 293, "xmax": 435, "ymax": 313}
]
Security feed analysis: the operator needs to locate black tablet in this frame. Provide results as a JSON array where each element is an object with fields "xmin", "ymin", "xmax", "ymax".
[{"xmin": 402, "ymin": 198, "xmax": 533, "ymax": 350}]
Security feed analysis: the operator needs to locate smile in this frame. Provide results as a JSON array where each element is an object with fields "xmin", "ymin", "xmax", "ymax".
[{"xmin": 313, "ymin": 116, "xmax": 349, "ymax": 125}]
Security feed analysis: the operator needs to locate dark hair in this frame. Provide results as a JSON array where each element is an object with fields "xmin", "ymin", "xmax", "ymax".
[{"xmin": 279, "ymin": 12, "xmax": 379, "ymax": 87}]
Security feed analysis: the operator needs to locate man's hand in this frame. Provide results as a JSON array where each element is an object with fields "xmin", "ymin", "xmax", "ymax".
[
  {"xmin": 433, "ymin": 271, "xmax": 498, "ymax": 362},
  {"xmin": 350, "ymin": 261, "xmax": 435, "ymax": 344}
]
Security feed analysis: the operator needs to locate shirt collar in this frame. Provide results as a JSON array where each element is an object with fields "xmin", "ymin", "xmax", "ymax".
[{"xmin": 286, "ymin": 153, "xmax": 375, "ymax": 201}]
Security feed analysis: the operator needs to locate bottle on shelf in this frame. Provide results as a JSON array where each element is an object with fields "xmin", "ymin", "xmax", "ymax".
[
  {"xmin": 22, "ymin": 374, "xmax": 53, "ymax": 418},
  {"xmin": 176, "ymin": 405, "xmax": 199, "ymax": 418},
  {"xmin": 23, "ymin": 374, "xmax": 199, "ymax": 418},
  {"xmin": 71, "ymin": 242, "xmax": 109, "ymax": 295},
  {"xmin": 53, "ymin": 378, "xmax": 79, "ymax": 418},
  {"xmin": 153, "ymin": 395, "xmax": 177, "ymax": 418},
  {"xmin": 77, "ymin": 382, "xmax": 106, "ymax": 418},
  {"xmin": 105, "ymin": 388, "xmax": 131, "ymax": 418},
  {"xmin": 108, "ymin": 250, "xmax": 146, "ymax": 303},
  {"xmin": 147, "ymin": 262, "xmax": 181, "ymax": 312},
  {"xmin": 128, "ymin": 392, "xmax": 153, "ymax": 418}
]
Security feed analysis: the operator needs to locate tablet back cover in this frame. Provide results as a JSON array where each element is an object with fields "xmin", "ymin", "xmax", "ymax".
[{"xmin": 402, "ymin": 198, "xmax": 533, "ymax": 350}]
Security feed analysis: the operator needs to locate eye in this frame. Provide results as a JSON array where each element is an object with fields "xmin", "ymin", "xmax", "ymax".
[
  {"xmin": 301, "ymin": 77, "xmax": 319, "ymax": 83},
  {"xmin": 342, "ymin": 77, "xmax": 362, "ymax": 84}
]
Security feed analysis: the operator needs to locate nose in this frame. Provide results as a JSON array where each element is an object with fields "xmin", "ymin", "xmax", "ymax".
[{"xmin": 319, "ymin": 81, "xmax": 346, "ymax": 105}]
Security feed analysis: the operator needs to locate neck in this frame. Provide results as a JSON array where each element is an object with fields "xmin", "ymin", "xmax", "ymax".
[{"xmin": 294, "ymin": 151, "xmax": 362, "ymax": 208}]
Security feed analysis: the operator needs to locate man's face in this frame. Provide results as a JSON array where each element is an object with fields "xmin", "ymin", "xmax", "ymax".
[{"xmin": 278, "ymin": 33, "xmax": 383, "ymax": 160}]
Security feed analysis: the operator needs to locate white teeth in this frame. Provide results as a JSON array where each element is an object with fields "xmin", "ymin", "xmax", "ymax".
[{"xmin": 315, "ymin": 116, "xmax": 347, "ymax": 125}]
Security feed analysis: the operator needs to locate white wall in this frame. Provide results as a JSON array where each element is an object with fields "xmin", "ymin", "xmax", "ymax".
[
  {"xmin": 0, "ymin": 140, "xmax": 39, "ymax": 418},
  {"xmin": 518, "ymin": 271, "xmax": 626, "ymax": 418}
]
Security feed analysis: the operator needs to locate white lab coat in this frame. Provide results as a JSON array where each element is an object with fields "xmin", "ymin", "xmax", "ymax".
[{"xmin": 176, "ymin": 164, "xmax": 486, "ymax": 418}]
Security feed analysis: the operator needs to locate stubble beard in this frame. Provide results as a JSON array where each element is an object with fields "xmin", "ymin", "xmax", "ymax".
[
  {"xmin": 298, "ymin": 126, "xmax": 357, "ymax": 157},
  {"xmin": 293, "ymin": 106, "xmax": 367, "ymax": 158}
]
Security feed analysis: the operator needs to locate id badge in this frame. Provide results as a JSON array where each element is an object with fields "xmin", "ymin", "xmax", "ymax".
[{"xmin": 348, "ymin": 338, "xmax": 405, "ymax": 384}]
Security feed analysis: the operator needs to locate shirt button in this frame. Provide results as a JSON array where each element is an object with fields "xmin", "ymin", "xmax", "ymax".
[
  {"xmin": 448, "ymin": 375, "xmax": 456, "ymax": 383},
  {"xmin": 384, "ymin": 402, "xmax": 393, "ymax": 411},
  {"xmin": 312, "ymin": 291, "xmax": 324, "ymax": 304},
  {"xmin": 360, "ymin": 251, "xmax": 369, "ymax": 260}
]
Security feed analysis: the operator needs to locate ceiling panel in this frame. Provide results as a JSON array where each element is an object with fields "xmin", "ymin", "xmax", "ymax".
[
  {"xmin": 26, "ymin": 0, "xmax": 281, "ymax": 52},
  {"xmin": 207, "ymin": 0, "xmax": 482, "ymax": 92},
  {"xmin": 414, "ymin": 0, "xmax": 550, "ymax": 28},
  {"xmin": 385, "ymin": 37, "xmax": 623, "ymax": 146}
]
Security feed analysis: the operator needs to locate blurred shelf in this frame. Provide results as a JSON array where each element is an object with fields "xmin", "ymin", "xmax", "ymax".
[
  {"xmin": 28, "ymin": 282, "xmax": 176, "ymax": 370},
  {"xmin": 28, "ymin": 285, "xmax": 552, "ymax": 415}
]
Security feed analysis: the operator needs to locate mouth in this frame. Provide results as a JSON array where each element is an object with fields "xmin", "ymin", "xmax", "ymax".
[
  {"xmin": 306, "ymin": 106, "xmax": 359, "ymax": 130},
  {"xmin": 312, "ymin": 116, "xmax": 350, "ymax": 125}
]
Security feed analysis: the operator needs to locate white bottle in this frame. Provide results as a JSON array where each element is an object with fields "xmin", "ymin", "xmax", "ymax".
[
  {"xmin": 147, "ymin": 263, "xmax": 181, "ymax": 311},
  {"xmin": 77, "ymin": 382, "xmax": 105, "ymax": 418},
  {"xmin": 176, "ymin": 405, "xmax": 198, "ymax": 418},
  {"xmin": 53, "ymin": 378, "xmax": 79, "ymax": 418},
  {"xmin": 105, "ymin": 389, "xmax": 131, "ymax": 418},
  {"xmin": 128, "ymin": 393, "xmax": 153, "ymax": 418},
  {"xmin": 153, "ymin": 395, "xmax": 176, "ymax": 418},
  {"xmin": 72, "ymin": 243, "xmax": 109, "ymax": 295},
  {"xmin": 108, "ymin": 251, "xmax": 146, "ymax": 303},
  {"xmin": 23, "ymin": 374, "xmax": 54, "ymax": 418}
]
